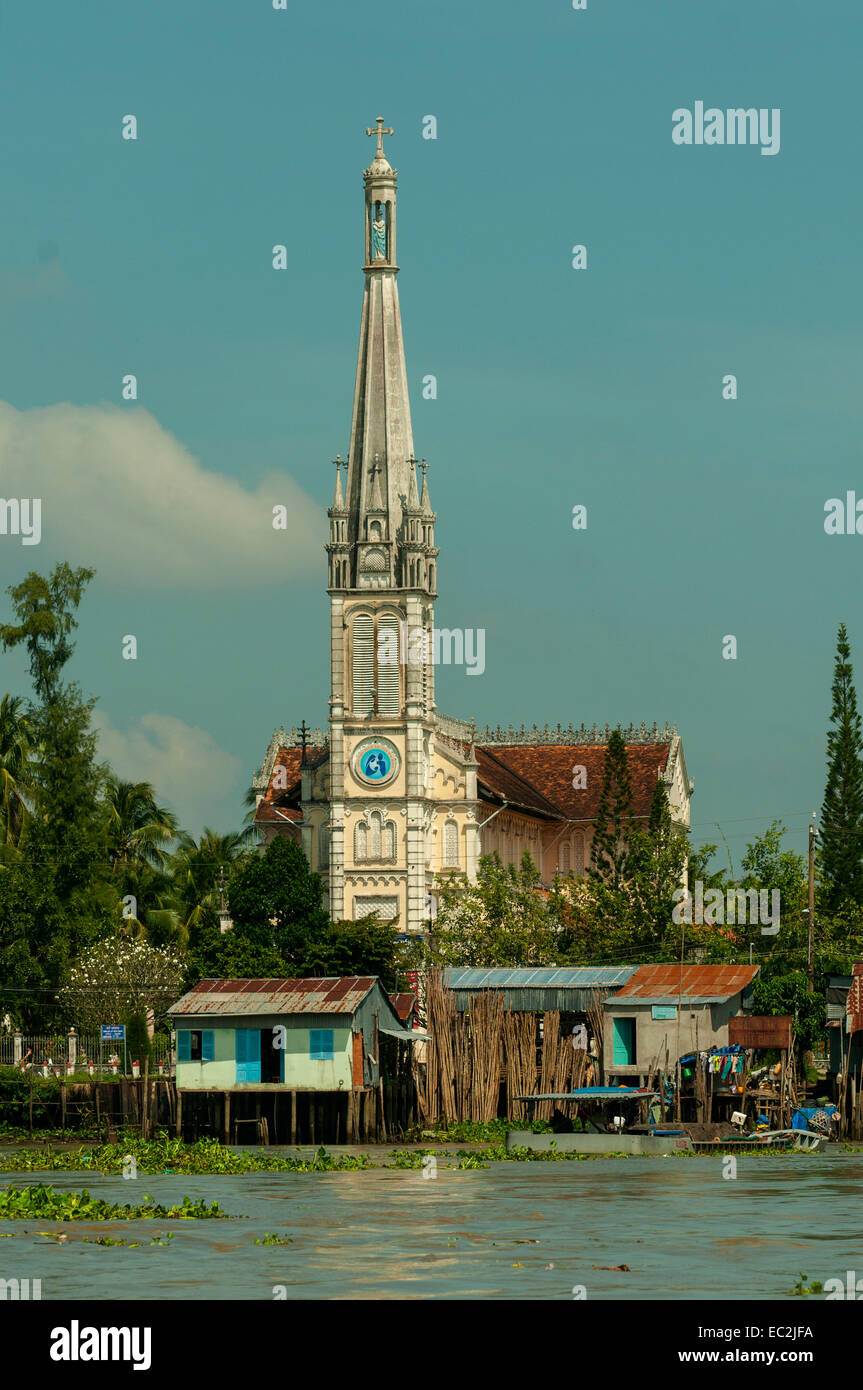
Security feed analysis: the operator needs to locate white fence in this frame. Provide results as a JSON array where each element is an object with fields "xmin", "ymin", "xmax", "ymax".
[{"xmin": 0, "ymin": 1030, "xmax": 174, "ymax": 1076}]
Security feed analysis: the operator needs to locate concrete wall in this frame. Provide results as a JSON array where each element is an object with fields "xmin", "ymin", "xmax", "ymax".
[{"xmin": 603, "ymin": 997, "xmax": 745, "ymax": 1080}]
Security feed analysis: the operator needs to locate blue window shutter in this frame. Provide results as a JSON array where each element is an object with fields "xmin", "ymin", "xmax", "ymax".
[
  {"xmin": 201, "ymin": 1030, "xmax": 215, "ymax": 1062},
  {"xmin": 310, "ymin": 1029, "xmax": 334, "ymax": 1061},
  {"xmin": 177, "ymin": 1030, "xmax": 191, "ymax": 1062},
  {"xmin": 235, "ymin": 1028, "xmax": 262, "ymax": 1084}
]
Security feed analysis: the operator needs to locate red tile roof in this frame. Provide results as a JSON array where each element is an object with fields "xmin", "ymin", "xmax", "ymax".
[
  {"xmin": 258, "ymin": 738, "xmax": 672, "ymax": 833},
  {"xmin": 256, "ymin": 745, "xmax": 326, "ymax": 825},
  {"xmin": 612, "ymin": 964, "xmax": 759, "ymax": 1003},
  {"xmin": 480, "ymin": 744, "xmax": 671, "ymax": 822},
  {"xmin": 475, "ymin": 747, "xmax": 562, "ymax": 817}
]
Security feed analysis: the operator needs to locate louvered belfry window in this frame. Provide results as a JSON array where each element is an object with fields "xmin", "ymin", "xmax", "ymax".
[
  {"xmin": 376, "ymin": 613, "xmax": 400, "ymax": 714},
  {"xmin": 352, "ymin": 614, "xmax": 374, "ymax": 714},
  {"xmin": 351, "ymin": 611, "xmax": 401, "ymax": 716}
]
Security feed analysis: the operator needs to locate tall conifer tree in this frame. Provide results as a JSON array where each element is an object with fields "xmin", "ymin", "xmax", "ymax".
[
  {"xmin": 590, "ymin": 729, "xmax": 634, "ymax": 888},
  {"xmin": 819, "ymin": 623, "xmax": 863, "ymax": 911}
]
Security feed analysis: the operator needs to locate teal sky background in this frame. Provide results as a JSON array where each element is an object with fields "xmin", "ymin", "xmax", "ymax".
[{"xmin": 1, "ymin": 0, "xmax": 860, "ymax": 865}]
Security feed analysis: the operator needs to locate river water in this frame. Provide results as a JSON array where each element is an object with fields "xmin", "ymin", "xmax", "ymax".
[{"xmin": 2, "ymin": 1150, "xmax": 861, "ymax": 1300}]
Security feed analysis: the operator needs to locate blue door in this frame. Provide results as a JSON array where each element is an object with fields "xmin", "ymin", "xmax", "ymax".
[
  {"xmin": 612, "ymin": 1017, "xmax": 636, "ymax": 1066},
  {"xmin": 236, "ymin": 1027, "xmax": 261, "ymax": 1083}
]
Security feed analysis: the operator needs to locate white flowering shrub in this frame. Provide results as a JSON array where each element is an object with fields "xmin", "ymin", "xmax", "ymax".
[{"xmin": 59, "ymin": 937, "xmax": 185, "ymax": 1033}]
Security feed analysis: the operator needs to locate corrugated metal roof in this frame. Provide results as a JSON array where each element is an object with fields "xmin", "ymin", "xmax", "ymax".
[
  {"xmin": 168, "ymin": 977, "xmax": 379, "ymax": 1018},
  {"xmin": 609, "ymin": 964, "xmax": 759, "ymax": 1005},
  {"xmin": 442, "ymin": 966, "xmax": 638, "ymax": 1013},
  {"xmin": 444, "ymin": 967, "xmax": 638, "ymax": 989}
]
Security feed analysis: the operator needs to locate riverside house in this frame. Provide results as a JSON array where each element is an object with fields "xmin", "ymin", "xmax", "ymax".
[{"xmin": 167, "ymin": 976, "xmax": 423, "ymax": 1144}]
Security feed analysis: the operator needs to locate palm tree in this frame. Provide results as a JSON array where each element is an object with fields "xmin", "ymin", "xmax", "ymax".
[
  {"xmin": 0, "ymin": 693, "xmax": 35, "ymax": 849},
  {"xmin": 172, "ymin": 826, "xmax": 255, "ymax": 933},
  {"xmin": 104, "ymin": 776, "xmax": 179, "ymax": 874}
]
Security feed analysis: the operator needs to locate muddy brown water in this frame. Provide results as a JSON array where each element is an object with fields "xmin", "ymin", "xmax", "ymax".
[{"xmin": 1, "ymin": 1149, "xmax": 861, "ymax": 1300}]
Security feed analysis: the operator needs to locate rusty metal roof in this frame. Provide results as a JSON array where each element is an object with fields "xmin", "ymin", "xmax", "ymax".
[
  {"xmin": 848, "ymin": 963, "xmax": 863, "ymax": 1034},
  {"xmin": 609, "ymin": 964, "xmax": 759, "ymax": 1005},
  {"xmin": 168, "ymin": 977, "xmax": 379, "ymax": 1017},
  {"xmin": 728, "ymin": 1014, "xmax": 792, "ymax": 1050},
  {"xmin": 388, "ymin": 993, "xmax": 416, "ymax": 1022}
]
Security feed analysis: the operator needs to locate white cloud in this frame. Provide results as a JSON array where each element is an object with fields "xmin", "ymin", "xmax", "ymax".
[
  {"xmin": 93, "ymin": 710, "xmax": 243, "ymax": 833},
  {"xmin": 0, "ymin": 400, "xmax": 322, "ymax": 586}
]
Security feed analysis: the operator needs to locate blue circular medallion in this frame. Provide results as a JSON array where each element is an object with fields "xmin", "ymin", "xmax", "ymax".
[{"xmin": 359, "ymin": 748, "xmax": 392, "ymax": 782}]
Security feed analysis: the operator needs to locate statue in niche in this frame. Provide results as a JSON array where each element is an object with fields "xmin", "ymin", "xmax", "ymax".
[{"xmin": 371, "ymin": 203, "xmax": 387, "ymax": 260}]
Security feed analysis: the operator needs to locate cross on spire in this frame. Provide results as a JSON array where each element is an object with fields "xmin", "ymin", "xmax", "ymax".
[{"xmin": 365, "ymin": 116, "xmax": 394, "ymax": 159}]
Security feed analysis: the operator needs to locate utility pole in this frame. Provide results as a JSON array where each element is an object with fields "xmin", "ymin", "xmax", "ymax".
[{"xmin": 807, "ymin": 822, "xmax": 816, "ymax": 994}]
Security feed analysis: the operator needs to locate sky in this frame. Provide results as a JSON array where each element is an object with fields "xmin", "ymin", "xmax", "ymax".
[{"xmin": 0, "ymin": 0, "xmax": 860, "ymax": 864}]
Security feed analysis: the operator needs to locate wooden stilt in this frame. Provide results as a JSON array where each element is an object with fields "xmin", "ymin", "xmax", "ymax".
[
  {"xmin": 290, "ymin": 1091, "xmax": 297, "ymax": 1146},
  {"xmin": 175, "ymin": 1088, "xmax": 182, "ymax": 1139},
  {"xmin": 223, "ymin": 1091, "xmax": 231, "ymax": 1145}
]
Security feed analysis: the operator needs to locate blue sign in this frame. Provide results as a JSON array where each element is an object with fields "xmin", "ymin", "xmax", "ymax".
[
  {"xmin": 359, "ymin": 747, "xmax": 392, "ymax": 782},
  {"xmin": 101, "ymin": 1025, "xmax": 125, "ymax": 1040}
]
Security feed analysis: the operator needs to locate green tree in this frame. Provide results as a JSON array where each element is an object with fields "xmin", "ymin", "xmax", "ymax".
[
  {"xmin": 0, "ymin": 563, "xmax": 95, "ymax": 706},
  {"xmin": 819, "ymin": 623, "xmax": 863, "ymax": 912},
  {"xmin": 426, "ymin": 852, "xmax": 563, "ymax": 967},
  {"xmin": 0, "ymin": 693, "xmax": 34, "ymax": 851},
  {"xmin": 172, "ymin": 827, "xmax": 253, "ymax": 937},
  {"xmin": 750, "ymin": 970, "xmax": 826, "ymax": 1060},
  {"xmin": 589, "ymin": 729, "xmax": 634, "ymax": 888},
  {"xmin": 227, "ymin": 835, "xmax": 330, "ymax": 960},
  {"xmin": 104, "ymin": 777, "xmax": 178, "ymax": 877},
  {"xmin": 628, "ymin": 779, "xmax": 690, "ymax": 944},
  {"xmin": 0, "ymin": 566, "xmax": 111, "ymax": 1021}
]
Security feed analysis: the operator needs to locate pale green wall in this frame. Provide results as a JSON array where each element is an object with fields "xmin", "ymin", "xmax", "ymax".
[{"xmin": 174, "ymin": 1021, "xmax": 353, "ymax": 1091}]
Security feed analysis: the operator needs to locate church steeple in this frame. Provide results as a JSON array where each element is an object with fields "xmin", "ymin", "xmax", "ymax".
[
  {"xmin": 328, "ymin": 116, "xmax": 435, "ymax": 597},
  {"xmin": 326, "ymin": 122, "xmax": 441, "ymax": 935}
]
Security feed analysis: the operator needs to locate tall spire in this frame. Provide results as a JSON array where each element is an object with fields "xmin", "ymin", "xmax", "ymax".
[{"xmin": 337, "ymin": 117, "xmax": 419, "ymax": 591}]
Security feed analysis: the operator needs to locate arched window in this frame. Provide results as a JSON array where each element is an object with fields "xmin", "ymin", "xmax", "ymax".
[
  {"xmin": 559, "ymin": 843, "xmax": 571, "ymax": 873},
  {"xmin": 356, "ymin": 812, "xmax": 396, "ymax": 863},
  {"xmin": 443, "ymin": 820, "xmax": 459, "ymax": 868},
  {"xmin": 573, "ymin": 834, "xmax": 585, "ymax": 876},
  {"xmin": 383, "ymin": 820, "xmax": 396, "ymax": 860},
  {"xmin": 355, "ymin": 822, "xmax": 368, "ymax": 860},
  {"xmin": 318, "ymin": 826, "xmax": 329, "ymax": 870}
]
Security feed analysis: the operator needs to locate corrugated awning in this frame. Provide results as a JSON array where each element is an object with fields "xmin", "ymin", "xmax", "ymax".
[{"xmin": 380, "ymin": 1026, "xmax": 430, "ymax": 1042}]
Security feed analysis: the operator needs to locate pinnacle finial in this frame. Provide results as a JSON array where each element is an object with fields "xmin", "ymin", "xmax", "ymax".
[{"xmin": 331, "ymin": 455, "xmax": 345, "ymax": 509}]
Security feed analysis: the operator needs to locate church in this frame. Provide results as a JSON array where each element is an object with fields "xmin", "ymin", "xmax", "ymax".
[{"xmin": 253, "ymin": 119, "xmax": 693, "ymax": 934}]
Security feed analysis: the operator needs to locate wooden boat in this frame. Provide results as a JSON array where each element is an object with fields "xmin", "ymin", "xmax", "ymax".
[{"xmin": 690, "ymin": 1128, "xmax": 824, "ymax": 1154}]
